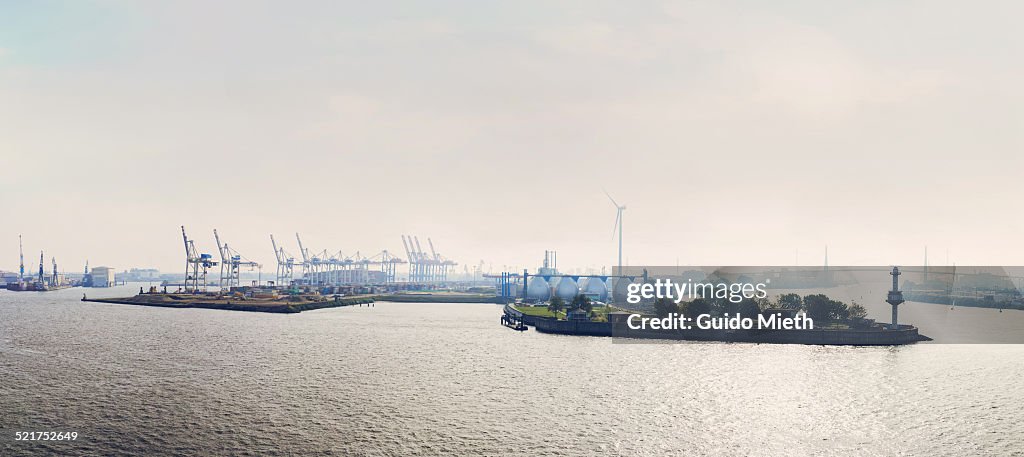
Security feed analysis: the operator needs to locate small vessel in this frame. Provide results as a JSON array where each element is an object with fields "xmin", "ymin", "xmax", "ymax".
[{"xmin": 501, "ymin": 311, "xmax": 529, "ymax": 331}]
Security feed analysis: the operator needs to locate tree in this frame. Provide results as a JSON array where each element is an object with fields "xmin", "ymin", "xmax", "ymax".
[
  {"xmin": 653, "ymin": 297, "xmax": 679, "ymax": 317},
  {"xmin": 738, "ymin": 297, "xmax": 761, "ymax": 318},
  {"xmin": 777, "ymin": 293, "xmax": 802, "ymax": 310},
  {"xmin": 755, "ymin": 296, "xmax": 773, "ymax": 311},
  {"xmin": 832, "ymin": 300, "xmax": 850, "ymax": 320},
  {"xmin": 708, "ymin": 295, "xmax": 736, "ymax": 316},
  {"xmin": 848, "ymin": 302, "xmax": 867, "ymax": 320},
  {"xmin": 803, "ymin": 294, "xmax": 849, "ymax": 322},
  {"xmin": 571, "ymin": 294, "xmax": 592, "ymax": 313},
  {"xmin": 548, "ymin": 296, "xmax": 565, "ymax": 317},
  {"xmin": 803, "ymin": 294, "xmax": 833, "ymax": 322},
  {"xmin": 847, "ymin": 302, "xmax": 869, "ymax": 328},
  {"xmin": 683, "ymin": 298, "xmax": 711, "ymax": 317}
]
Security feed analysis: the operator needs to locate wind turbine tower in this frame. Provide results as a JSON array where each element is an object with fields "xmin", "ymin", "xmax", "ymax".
[
  {"xmin": 605, "ymin": 190, "xmax": 626, "ymax": 296},
  {"xmin": 605, "ymin": 191, "xmax": 625, "ymax": 276}
]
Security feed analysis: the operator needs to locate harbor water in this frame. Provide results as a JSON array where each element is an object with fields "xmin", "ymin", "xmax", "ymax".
[{"xmin": 2, "ymin": 284, "xmax": 1023, "ymax": 456}]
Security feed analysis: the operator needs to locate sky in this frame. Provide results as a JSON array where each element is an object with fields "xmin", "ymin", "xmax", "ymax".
[{"xmin": 1, "ymin": 0, "xmax": 1022, "ymax": 275}]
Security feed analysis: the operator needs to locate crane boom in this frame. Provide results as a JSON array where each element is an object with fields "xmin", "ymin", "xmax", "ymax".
[
  {"xmin": 270, "ymin": 234, "xmax": 282, "ymax": 263},
  {"xmin": 296, "ymin": 233, "xmax": 309, "ymax": 262},
  {"xmin": 414, "ymin": 237, "xmax": 425, "ymax": 261},
  {"xmin": 213, "ymin": 229, "xmax": 227, "ymax": 264},
  {"xmin": 401, "ymin": 235, "xmax": 413, "ymax": 261}
]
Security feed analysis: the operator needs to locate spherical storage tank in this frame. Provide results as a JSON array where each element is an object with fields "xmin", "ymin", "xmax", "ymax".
[
  {"xmin": 553, "ymin": 277, "xmax": 580, "ymax": 301},
  {"xmin": 579, "ymin": 277, "xmax": 608, "ymax": 301},
  {"xmin": 611, "ymin": 278, "xmax": 634, "ymax": 304},
  {"xmin": 526, "ymin": 277, "xmax": 551, "ymax": 301}
]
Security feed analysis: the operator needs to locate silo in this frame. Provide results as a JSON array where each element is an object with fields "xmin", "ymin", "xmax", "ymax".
[
  {"xmin": 580, "ymin": 277, "xmax": 609, "ymax": 302},
  {"xmin": 526, "ymin": 277, "xmax": 551, "ymax": 301},
  {"xmin": 553, "ymin": 277, "xmax": 579, "ymax": 301}
]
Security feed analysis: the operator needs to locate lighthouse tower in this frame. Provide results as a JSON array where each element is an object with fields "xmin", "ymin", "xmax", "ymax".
[{"xmin": 886, "ymin": 266, "xmax": 905, "ymax": 330}]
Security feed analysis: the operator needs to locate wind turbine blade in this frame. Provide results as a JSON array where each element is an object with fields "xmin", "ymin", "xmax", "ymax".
[
  {"xmin": 603, "ymin": 188, "xmax": 619, "ymax": 208},
  {"xmin": 611, "ymin": 210, "xmax": 620, "ymax": 240}
]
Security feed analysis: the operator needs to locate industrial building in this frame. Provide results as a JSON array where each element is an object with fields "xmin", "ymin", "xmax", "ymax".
[{"xmin": 88, "ymin": 266, "xmax": 115, "ymax": 288}]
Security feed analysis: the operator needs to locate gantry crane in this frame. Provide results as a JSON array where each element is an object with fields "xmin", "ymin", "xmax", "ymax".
[
  {"xmin": 182, "ymin": 225, "xmax": 217, "ymax": 293},
  {"xmin": 365, "ymin": 250, "xmax": 405, "ymax": 283},
  {"xmin": 296, "ymin": 233, "xmax": 311, "ymax": 285},
  {"xmin": 213, "ymin": 229, "xmax": 260, "ymax": 291},
  {"xmin": 270, "ymin": 234, "xmax": 298, "ymax": 287},
  {"xmin": 401, "ymin": 235, "xmax": 457, "ymax": 283}
]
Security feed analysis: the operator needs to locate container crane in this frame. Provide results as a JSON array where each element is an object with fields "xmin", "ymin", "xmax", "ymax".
[
  {"xmin": 401, "ymin": 235, "xmax": 456, "ymax": 283},
  {"xmin": 270, "ymin": 234, "xmax": 297, "ymax": 287},
  {"xmin": 366, "ymin": 250, "xmax": 405, "ymax": 283},
  {"xmin": 182, "ymin": 225, "xmax": 217, "ymax": 293},
  {"xmin": 296, "ymin": 233, "xmax": 311, "ymax": 285},
  {"xmin": 213, "ymin": 229, "xmax": 260, "ymax": 291},
  {"xmin": 401, "ymin": 235, "xmax": 420, "ymax": 282},
  {"xmin": 414, "ymin": 236, "xmax": 429, "ymax": 281}
]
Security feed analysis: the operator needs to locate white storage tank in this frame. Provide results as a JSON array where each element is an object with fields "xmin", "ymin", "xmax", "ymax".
[
  {"xmin": 579, "ymin": 277, "xmax": 609, "ymax": 301},
  {"xmin": 526, "ymin": 277, "xmax": 551, "ymax": 301},
  {"xmin": 610, "ymin": 277, "xmax": 634, "ymax": 304},
  {"xmin": 553, "ymin": 277, "xmax": 579, "ymax": 301}
]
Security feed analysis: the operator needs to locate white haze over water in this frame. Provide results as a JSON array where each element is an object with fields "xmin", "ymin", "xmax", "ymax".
[{"xmin": 1, "ymin": 1, "xmax": 1022, "ymax": 273}]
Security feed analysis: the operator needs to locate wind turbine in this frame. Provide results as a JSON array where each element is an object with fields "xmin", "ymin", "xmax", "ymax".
[{"xmin": 604, "ymin": 190, "xmax": 625, "ymax": 279}]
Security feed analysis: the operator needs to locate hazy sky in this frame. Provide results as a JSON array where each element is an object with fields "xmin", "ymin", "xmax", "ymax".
[{"xmin": 1, "ymin": 1, "xmax": 1022, "ymax": 275}]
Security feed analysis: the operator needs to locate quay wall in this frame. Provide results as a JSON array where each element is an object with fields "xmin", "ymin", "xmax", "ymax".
[{"xmin": 84, "ymin": 295, "xmax": 376, "ymax": 314}]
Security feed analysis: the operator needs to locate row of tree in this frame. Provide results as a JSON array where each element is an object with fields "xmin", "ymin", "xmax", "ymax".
[
  {"xmin": 778, "ymin": 293, "xmax": 867, "ymax": 322},
  {"xmin": 547, "ymin": 294, "xmax": 592, "ymax": 316},
  {"xmin": 652, "ymin": 293, "xmax": 868, "ymax": 323}
]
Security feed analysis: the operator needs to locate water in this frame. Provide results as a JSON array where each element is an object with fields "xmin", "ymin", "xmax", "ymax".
[
  {"xmin": 2, "ymin": 285, "xmax": 1022, "ymax": 456},
  {"xmin": 774, "ymin": 282, "xmax": 1024, "ymax": 344}
]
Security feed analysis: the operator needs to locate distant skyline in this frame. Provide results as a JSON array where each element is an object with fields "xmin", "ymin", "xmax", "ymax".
[{"xmin": 2, "ymin": 1, "xmax": 1023, "ymax": 273}]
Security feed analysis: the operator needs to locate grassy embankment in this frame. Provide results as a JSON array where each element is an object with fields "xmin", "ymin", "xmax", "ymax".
[{"xmin": 513, "ymin": 304, "xmax": 623, "ymax": 322}]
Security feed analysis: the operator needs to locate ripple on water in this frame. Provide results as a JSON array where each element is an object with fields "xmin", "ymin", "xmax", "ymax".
[{"xmin": 1, "ymin": 288, "xmax": 1022, "ymax": 456}]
